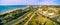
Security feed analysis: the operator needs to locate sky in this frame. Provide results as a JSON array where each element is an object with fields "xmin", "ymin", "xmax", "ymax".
[
  {"xmin": 0, "ymin": 0, "xmax": 60, "ymax": 14},
  {"xmin": 0, "ymin": 0, "xmax": 60, "ymax": 5}
]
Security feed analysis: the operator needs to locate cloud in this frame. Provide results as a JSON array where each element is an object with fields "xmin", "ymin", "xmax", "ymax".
[
  {"xmin": 0, "ymin": 0, "xmax": 40, "ymax": 5},
  {"xmin": 0, "ymin": 0, "xmax": 60, "ymax": 5},
  {"xmin": 37, "ymin": 0, "xmax": 57, "ymax": 5}
]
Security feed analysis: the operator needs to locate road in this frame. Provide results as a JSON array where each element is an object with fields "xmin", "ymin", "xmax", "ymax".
[
  {"xmin": 37, "ymin": 9, "xmax": 60, "ymax": 25},
  {"xmin": 4, "ymin": 8, "xmax": 60, "ymax": 25},
  {"xmin": 24, "ymin": 11, "xmax": 36, "ymax": 25},
  {"xmin": 4, "ymin": 11, "xmax": 32, "ymax": 25},
  {"xmin": 12, "ymin": 11, "xmax": 34, "ymax": 25},
  {"xmin": 12, "ymin": 9, "xmax": 37, "ymax": 25}
]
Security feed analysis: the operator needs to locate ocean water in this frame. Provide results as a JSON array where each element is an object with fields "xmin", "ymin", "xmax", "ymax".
[{"xmin": 0, "ymin": 5, "xmax": 27, "ymax": 13}]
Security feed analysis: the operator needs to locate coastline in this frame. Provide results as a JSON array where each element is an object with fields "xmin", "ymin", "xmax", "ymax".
[{"xmin": 0, "ymin": 5, "xmax": 28, "ymax": 15}]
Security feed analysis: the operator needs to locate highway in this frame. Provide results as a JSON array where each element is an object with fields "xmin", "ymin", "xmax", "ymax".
[
  {"xmin": 12, "ymin": 9, "xmax": 37, "ymax": 25},
  {"xmin": 12, "ymin": 11, "xmax": 34, "ymax": 25},
  {"xmin": 4, "ymin": 8, "xmax": 60, "ymax": 25},
  {"xmin": 4, "ymin": 11, "xmax": 33, "ymax": 25},
  {"xmin": 24, "ymin": 11, "xmax": 36, "ymax": 25}
]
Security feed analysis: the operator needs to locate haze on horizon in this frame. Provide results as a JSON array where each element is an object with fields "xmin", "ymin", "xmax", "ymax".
[{"xmin": 0, "ymin": 0, "xmax": 60, "ymax": 5}]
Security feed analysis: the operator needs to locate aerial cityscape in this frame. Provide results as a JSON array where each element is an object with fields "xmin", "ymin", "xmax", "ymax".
[
  {"xmin": 0, "ymin": 5, "xmax": 60, "ymax": 25},
  {"xmin": 0, "ymin": 0, "xmax": 60, "ymax": 25}
]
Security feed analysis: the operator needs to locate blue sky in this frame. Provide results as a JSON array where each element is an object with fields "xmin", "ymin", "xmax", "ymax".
[{"xmin": 0, "ymin": 0, "xmax": 60, "ymax": 5}]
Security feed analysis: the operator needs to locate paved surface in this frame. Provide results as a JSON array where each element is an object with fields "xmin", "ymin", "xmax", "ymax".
[
  {"xmin": 37, "ymin": 9, "xmax": 60, "ymax": 24},
  {"xmin": 5, "ymin": 11, "xmax": 31, "ymax": 25}
]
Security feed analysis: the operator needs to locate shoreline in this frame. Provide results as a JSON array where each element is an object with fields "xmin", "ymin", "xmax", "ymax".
[
  {"xmin": 0, "ymin": 8, "xmax": 25, "ymax": 15},
  {"xmin": 0, "ymin": 6, "xmax": 29, "ymax": 15}
]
